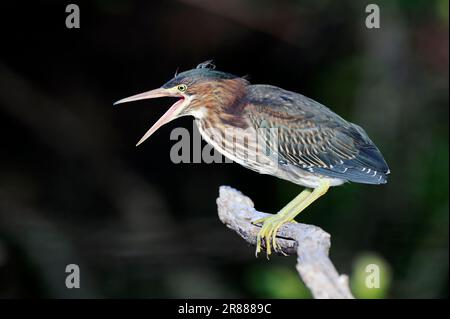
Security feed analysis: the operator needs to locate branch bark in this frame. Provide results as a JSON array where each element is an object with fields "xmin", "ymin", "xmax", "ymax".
[{"xmin": 216, "ymin": 186, "xmax": 354, "ymax": 299}]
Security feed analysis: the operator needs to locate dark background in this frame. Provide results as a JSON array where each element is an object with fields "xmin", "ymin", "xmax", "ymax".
[{"xmin": 0, "ymin": 0, "xmax": 448, "ymax": 298}]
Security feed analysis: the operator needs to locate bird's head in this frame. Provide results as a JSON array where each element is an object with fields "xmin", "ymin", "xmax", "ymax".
[{"xmin": 114, "ymin": 61, "xmax": 248, "ymax": 146}]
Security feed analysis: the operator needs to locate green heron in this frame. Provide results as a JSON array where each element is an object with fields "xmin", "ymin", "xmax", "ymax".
[{"xmin": 115, "ymin": 61, "xmax": 390, "ymax": 256}]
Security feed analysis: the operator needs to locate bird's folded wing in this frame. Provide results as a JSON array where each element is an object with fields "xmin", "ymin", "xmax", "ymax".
[{"xmin": 245, "ymin": 85, "xmax": 390, "ymax": 184}]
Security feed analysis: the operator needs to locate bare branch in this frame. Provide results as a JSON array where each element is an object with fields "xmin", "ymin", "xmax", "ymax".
[{"xmin": 216, "ymin": 186, "xmax": 354, "ymax": 299}]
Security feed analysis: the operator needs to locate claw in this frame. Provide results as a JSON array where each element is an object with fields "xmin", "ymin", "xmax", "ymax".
[{"xmin": 254, "ymin": 214, "xmax": 294, "ymax": 258}]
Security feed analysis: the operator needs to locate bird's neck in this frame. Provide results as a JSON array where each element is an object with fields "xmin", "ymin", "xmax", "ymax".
[{"xmin": 198, "ymin": 78, "xmax": 250, "ymax": 129}]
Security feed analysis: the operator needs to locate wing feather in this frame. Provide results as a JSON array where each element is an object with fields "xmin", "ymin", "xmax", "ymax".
[{"xmin": 245, "ymin": 85, "xmax": 390, "ymax": 184}]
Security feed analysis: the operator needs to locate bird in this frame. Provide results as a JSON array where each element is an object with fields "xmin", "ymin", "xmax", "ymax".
[{"xmin": 114, "ymin": 60, "xmax": 390, "ymax": 256}]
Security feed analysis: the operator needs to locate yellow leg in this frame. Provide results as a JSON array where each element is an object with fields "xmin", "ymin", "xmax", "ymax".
[
  {"xmin": 253, "ymin": 179, "xmax": 330, "ymax": 257},
  {"xmin": 252, "ymin": 189, "xmax": 312, "ymax": 224}
]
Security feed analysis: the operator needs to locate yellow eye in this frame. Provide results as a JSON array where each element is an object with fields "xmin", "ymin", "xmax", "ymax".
[{"xmin": 177, "ymin": 84, "xmax": 187, "ymax": 92}]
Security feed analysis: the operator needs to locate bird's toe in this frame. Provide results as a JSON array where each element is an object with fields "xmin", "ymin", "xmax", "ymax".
[{"xmin": 254, "ymin": 214, "xmax": 293, "ymax": 258}]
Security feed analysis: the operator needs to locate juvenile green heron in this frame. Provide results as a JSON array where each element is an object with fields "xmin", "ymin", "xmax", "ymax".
[{"xmin": 115, "ymin": 61, "xmax": 390, "ymax": 256}]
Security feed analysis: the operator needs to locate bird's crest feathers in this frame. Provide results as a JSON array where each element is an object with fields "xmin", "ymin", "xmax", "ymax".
[{"xmin": 196, "ymin": 60, "xmax": 216, "ymax": 70}]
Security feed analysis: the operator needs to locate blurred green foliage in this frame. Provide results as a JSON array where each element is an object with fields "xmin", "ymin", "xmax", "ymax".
[{"xmin": 351, "ymin": 253, "xmax": 392, "ymax": 299}]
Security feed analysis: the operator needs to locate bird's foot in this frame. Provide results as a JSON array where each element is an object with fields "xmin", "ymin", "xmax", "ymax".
[
  {"xmin": 251, "ymin": 181, "xmax": 330, "ymax": 258},
  {"xmin": 252, "ymin": 214, "xmax": 296, "ymax": 258}
]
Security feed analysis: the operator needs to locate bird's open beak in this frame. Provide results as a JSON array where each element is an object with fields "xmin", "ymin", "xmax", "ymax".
[{"xmin": 114, "ymin": 88, "xmax": 185, "ymax": 146}]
